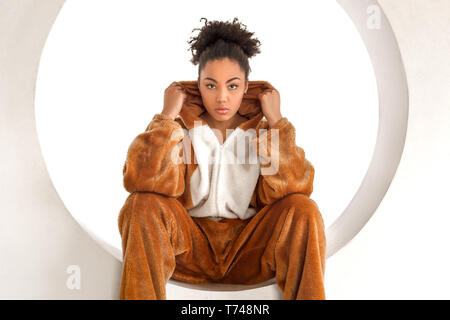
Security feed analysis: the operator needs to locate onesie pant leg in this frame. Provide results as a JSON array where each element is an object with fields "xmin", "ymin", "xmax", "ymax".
[
  {"xmin": 216, "ymin": 193, "xmax": 327, "ymax": 300},
  {"xmin": 118, "ymin": 192, "xmax": 220, "ymax": 300},
  {"xmin": 270, "ymin": 193, "xmax": 326, "ymax": 300}
]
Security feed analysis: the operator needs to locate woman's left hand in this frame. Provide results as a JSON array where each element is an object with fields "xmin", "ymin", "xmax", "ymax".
[{"xmin": 258, "ymin": 87, "xmax": 282, "ymax": 127}]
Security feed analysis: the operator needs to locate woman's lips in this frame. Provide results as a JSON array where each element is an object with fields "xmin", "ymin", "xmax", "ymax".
[{"xmin": 215, "ymin": 108, "xmax": 229, "ymax": 114}]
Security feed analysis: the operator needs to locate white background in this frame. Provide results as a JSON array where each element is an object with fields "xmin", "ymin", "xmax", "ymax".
[{"xmin": 0, "ymin": 0, "xmax": 449, "ymax": 299}]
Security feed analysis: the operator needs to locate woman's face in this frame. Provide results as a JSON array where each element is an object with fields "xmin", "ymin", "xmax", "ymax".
[{"xmin": 198, "ymin": 57, "xmax": 248, "ymax": 122}]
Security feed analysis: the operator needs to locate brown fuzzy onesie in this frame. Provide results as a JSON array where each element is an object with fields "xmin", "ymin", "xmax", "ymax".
[{"xmin": 118, "ymin": 80, "xmax": 326, "ymax": 299}]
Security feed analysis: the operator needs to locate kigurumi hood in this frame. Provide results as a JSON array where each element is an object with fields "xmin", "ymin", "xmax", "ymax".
[{"xmin": 174, "ymin": 80, "xmax": 275, "ymax": 131}]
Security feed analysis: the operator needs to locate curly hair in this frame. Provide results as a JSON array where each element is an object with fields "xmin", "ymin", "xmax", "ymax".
[{"xmin": 187, "ymin": 17, "xmax": 262, "ymax": 81}]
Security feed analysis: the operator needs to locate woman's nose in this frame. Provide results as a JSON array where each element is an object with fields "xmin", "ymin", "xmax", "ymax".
[{"xmin": 216, "ymin": 88, "xmax": 228, "ymax": 102}]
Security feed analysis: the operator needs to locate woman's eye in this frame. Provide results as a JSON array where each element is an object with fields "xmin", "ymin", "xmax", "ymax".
[
  {"xmin": 230, "ymin": 84, "xmax": 238, "ymax": 89},
  {"xmin": 206, "ymin": 84, "xmax": 215, "ymax": 89}
]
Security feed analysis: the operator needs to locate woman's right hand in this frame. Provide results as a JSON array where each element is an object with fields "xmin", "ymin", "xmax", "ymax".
[{"xmin": 161, "ymin": 82, "xmax": 187, "ymax": 120}]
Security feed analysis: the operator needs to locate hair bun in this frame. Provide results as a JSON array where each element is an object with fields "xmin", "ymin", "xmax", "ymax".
[{"xmin": 188, "ymin": 17, "xmax": 261, "ymax": 64}]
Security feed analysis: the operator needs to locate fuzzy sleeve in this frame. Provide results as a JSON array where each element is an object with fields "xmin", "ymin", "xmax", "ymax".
[
  {"xmin": 122, "ymin": 113, "xmax": 186, "ymax": 196},
  {"xmin": 250, "ymin": 117, "xmax": 315, "ymax": 208}
]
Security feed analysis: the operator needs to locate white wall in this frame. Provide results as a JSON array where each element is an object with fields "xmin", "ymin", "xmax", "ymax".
[
  {"xmin": 325, "ymin": 0, "xmax": 450, "ymax": 299},
  {"xmin": 0, "ymin": 0, "xmax": 122, "ymax": 299},
  {"xmin": 0, "ymin": 0, "xmax": 449, "ymax": 299}
]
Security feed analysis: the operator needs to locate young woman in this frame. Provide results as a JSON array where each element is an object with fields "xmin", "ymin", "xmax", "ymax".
[{"xmin": 118, "ymin": 17, "xmax": 326, "ymax": 300}]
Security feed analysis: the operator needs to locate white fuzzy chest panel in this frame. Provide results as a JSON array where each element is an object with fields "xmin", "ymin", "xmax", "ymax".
[{"xmin": 185, "ymin": 124, "xmax": 261, "ymax": 220}]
